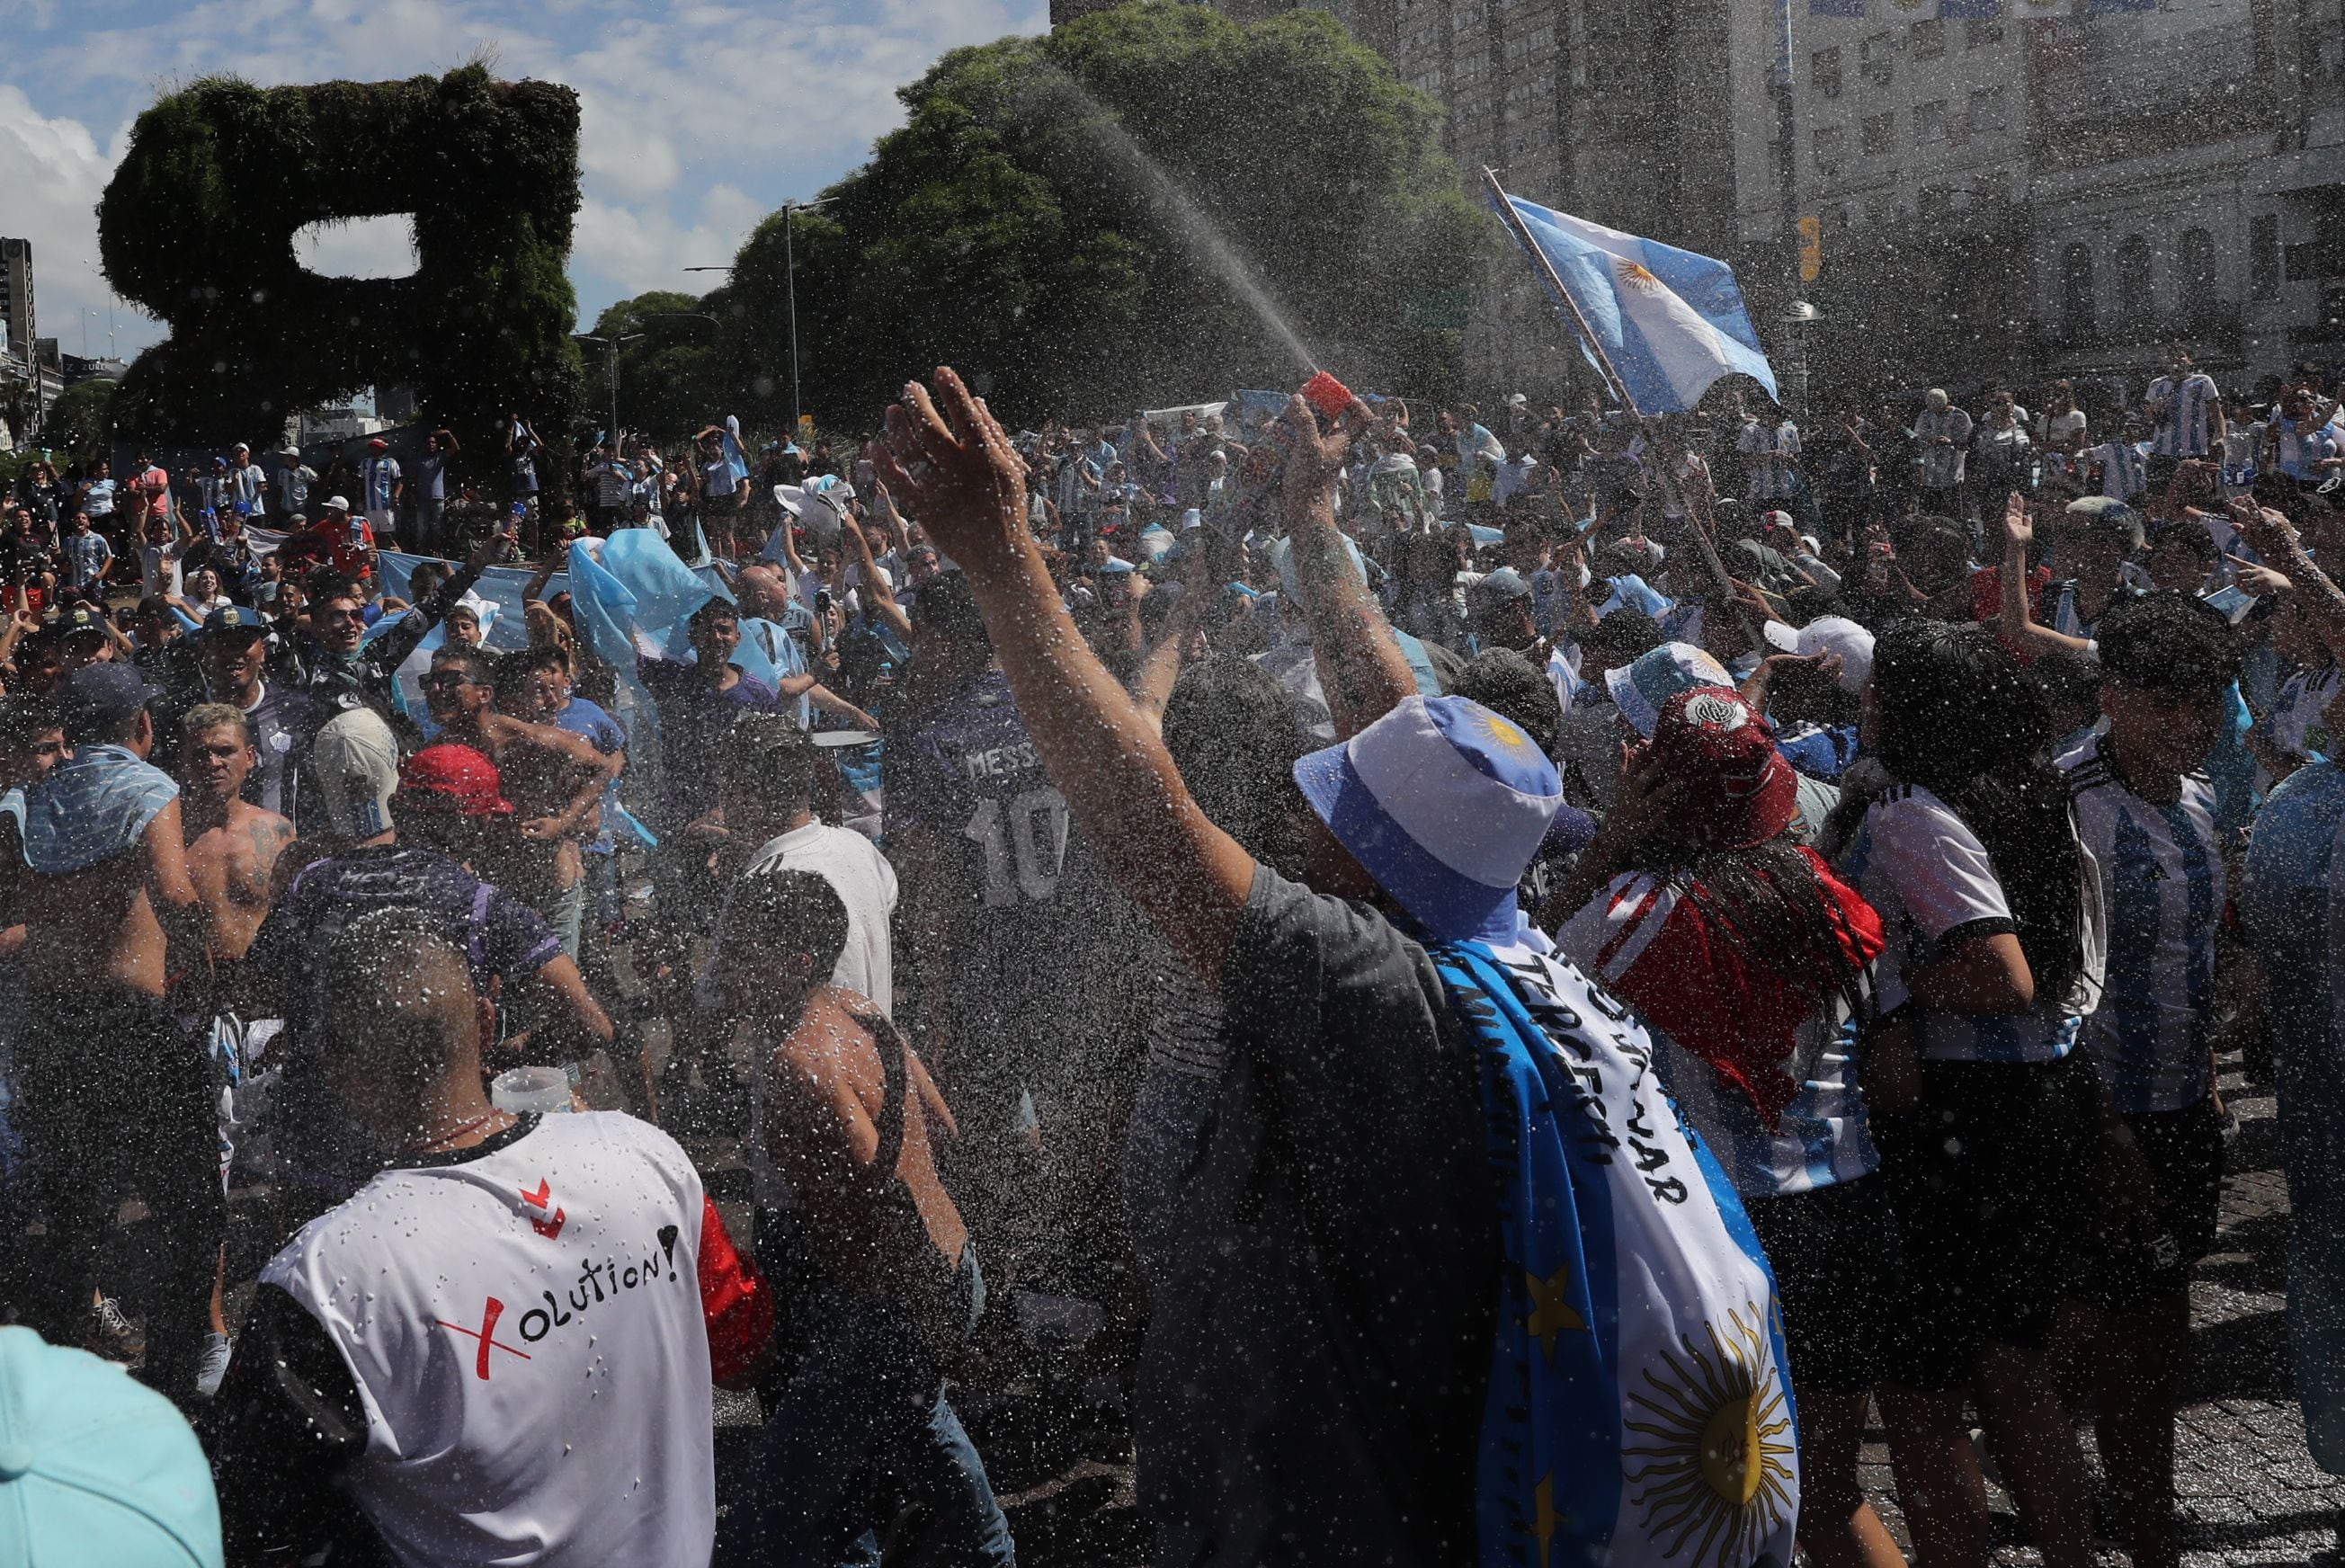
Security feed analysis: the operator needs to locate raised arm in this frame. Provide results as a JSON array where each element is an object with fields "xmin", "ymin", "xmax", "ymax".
[
  {"xmin": 1997, "ymin": 493, "xmax": 2091, "ymax": 658},
  {"xmin": 873, "ymin": 369, "xmax": 1256, "ymax": 984},
  {"xmin": 1278, "ymin": 396, "xmax": 1414, "ymax": 739},
  {"xmin": 2234, "ymin": 499, "xmax": 2345, "ymax": 667},
  {"xmin": 837, "ymin": 504, "xmax": 914, "ymax": 642}
]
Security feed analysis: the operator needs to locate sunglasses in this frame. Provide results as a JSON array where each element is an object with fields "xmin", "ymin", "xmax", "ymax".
[{"xmin": 420, "ymin": 671, "xmax": 480, "ymax": 690}]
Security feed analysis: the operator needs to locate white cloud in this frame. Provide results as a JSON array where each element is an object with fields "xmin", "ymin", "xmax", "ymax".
[{"xmin": 0, "ymin": 0, "xmax": 1051, "ymax": 360}]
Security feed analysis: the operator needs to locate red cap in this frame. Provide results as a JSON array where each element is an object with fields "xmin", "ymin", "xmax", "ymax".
[
  {"xmin": 396, "ymin": 743, "xmax": 513, "ymax": 818},
  {"xmin": 1648, "ymin": 687, "xmax": 1797, "ymax": 851},
  {"xmin": 367, "ymin": 437, "xmax": 389, "ymax": 450}
]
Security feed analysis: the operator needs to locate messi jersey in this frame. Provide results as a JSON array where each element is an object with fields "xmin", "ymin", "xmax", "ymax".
[
  {"xmin": 885, "ymin": 670, "xmax": 1086, "ymax": 1057},
  {"xmin": 2062, "ymin": 736, "xmax": 2223, "ymax": 1112}
]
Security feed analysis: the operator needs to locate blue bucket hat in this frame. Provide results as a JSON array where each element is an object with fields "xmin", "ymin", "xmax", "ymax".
[
  {"xmin": 0, "ymin": 1326, "xmax": 222, "ymax": 1566},
  {"xmin": 1293, "ymin": 694, "xmax": 1563, "ymax": 942}
]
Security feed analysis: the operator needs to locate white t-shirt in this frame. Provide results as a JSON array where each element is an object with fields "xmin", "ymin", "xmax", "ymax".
[
  {"xmin": 2040, "ymin": 408, "xmax": 2089, "ymax": 449},
  {"xmin": 141, "ymin": 539, "xmax": 188, "ymax": 601},
  {"xmin": 1836, "ymin": 781, "xmax": 2105, "ymax": 1063},
  {"xmin": 732, "ymin": 821, "xmax": 898, "ymax": 1017},
  {"xmin": 261, "ymin": 1112, "xmax": 725, "ymax": 1567},
  {"xmin": 1914, "ymin": 407, "xmax": 1974, "ymax": 488}
]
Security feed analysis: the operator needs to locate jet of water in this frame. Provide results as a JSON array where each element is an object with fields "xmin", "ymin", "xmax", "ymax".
[{"xmin": 1028, "ymin": 65, "xmax": 1322, "ymax": 379}]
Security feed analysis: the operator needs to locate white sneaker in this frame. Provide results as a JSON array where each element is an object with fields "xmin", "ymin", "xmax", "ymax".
[{"xmin": 195, "ymin": 1331, "xmax": 234, "ymax": 1399}]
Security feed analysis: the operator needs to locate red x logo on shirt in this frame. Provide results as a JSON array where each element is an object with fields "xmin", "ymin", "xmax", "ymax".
[
  {"xmin": 519, "ymin": 1179, "xmax": 566, "ymax": 1242},
  {"xmin": 436, "ymin": 1296, "xmax": 532, "ymax": 1382}
]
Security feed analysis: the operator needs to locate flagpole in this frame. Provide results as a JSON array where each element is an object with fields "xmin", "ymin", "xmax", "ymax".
[
  {"xmin": 1481, "ymin": 165, "xmax": 1763, "ymax": 651},
  {"xmin": 1480, "ymin": 166, "xmax": 1642, "ymax": 420}
]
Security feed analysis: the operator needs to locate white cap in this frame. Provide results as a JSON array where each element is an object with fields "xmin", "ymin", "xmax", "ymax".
[
  {"xmin": 323, "ymin": 494, "xmax": 350, "ymax": 512},
  {"xmin": 1761, "ymin": 615, "xmax": 1875, "ymax": 696}
]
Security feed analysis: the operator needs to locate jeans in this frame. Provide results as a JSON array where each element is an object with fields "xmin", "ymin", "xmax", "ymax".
[{"xmin": 718, "ymin": 1236, "xmax": 1014, "ymax": 1568}]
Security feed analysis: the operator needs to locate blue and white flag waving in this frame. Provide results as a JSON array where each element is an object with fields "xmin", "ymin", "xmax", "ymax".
[
  {"xmin": 1431, "ymin": 937, "xmax": 1798, "ymax": 1568},
  {"xmin": 1493, "ymin": 192, "xmax": 1779, "ymax": 414}
]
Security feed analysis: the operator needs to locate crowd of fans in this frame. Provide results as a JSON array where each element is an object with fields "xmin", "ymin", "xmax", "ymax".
[{"xmin": 0, "ymin": 344, "xmax": 2342, "ymax": 1568}]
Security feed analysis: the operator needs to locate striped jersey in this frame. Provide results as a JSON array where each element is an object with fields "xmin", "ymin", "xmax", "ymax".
[
  {"xmin": 1836, "ymin": 782, "xmax": 2105, "ymax": 1063},
  {"xmin": 1554, "ymin": 868, "xmax": 1879, "ymax": 1198},
  {"xmin": 2148, "ymin": 372, "xmax": 2222, "ymax": 458},
  {"xmin": 2084, "ymin": 439, "xmax": 2149, "ymax": 500},
  {"xmin": 2060, "ymin": 736, "xmax": 2223, "ymax": 1112},
  {"xmin": 2266, "ymin": 663, "xmax": 2342, "ymax": 772}
]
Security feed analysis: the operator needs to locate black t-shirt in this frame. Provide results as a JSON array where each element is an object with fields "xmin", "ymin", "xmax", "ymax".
[{"xmin": 1134, "ymin": 865, "xmax": 1496, "ymax": 1566}]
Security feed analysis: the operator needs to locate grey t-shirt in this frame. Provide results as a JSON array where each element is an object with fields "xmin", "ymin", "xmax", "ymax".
[{"xmin": 1133, "ymin": 864, "xmax": 1496, "ymax": 1567}]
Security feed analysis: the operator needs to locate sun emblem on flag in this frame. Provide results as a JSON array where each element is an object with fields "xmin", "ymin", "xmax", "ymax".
[
  {"xmin": 1621, "ymin": 1301, "xmax": 1796, "ymax": 1568},
  {"xmin": 1614, "ymin": 259, "xmax": 1668, "ymax": 296},
  {"xmin": 1476, "ymin": 708, "xmax": 1534, "ymax": 754}
]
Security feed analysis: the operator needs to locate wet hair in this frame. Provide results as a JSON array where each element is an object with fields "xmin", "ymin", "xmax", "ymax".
[
  {"xmin": 727, "ymin": 868, "xmax": 849, "ymax": 979},
  {"xmin": 1869, "ymin": 619, "xmax": 2084, "ymax": 1009},
  {"xmin": 1580, "ymin": 609, "xmax": 1664, "ymax": 659},
  {"xmin": 688, "ymin": 596, "xmax": 739, "ymax": 631},
  {"xmin": 718, "ymin": 710, "xmax": 816, "ymax": 815},
  {"xmin": 0, "ymin": 694, "xmax": 61, "ymax": 748},
  {"xmin": 912, "ymin": 571, "xmax": 992, "ymax": 652},
  {"xmin": 431, "ymin": 644, "xmax": 499, "ymax": 689},
  {"xmin": 1162, "ymin": 655, "xmax": 1314, "ymax": 880},
  {"xmin": 2146, "ymin": 519, "xmax": 2219, "ymax": 566},
  {"xmin": 1451, "ymin": 647, "xmax": 1562, "ymax": 759},
  {"xmin": 2093, "ymin": 590, "xmax": 2240, "ymax": 695},
  {"xmin": 309, "ymin": 570, "xmax": 365, "ymax": 606},
  {"xmin": 180, "ymin": 702, "xmax": 252, "ymax": 744},
  {"xmin": 323, "ymin": 905, "xmax": 477, "ymax": 1071}
]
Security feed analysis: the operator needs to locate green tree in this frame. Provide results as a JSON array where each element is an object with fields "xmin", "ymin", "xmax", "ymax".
[
  {"xmin": 584, "ymin": 291, "xmax": 722, "ymax": 443},
  {"xmin": 711, "ymin": 3, "xmax": 1483, "ymax": 429},
  {"xmin": 40, "ymin": 379, "xmax": 118, "ymax": 469}
]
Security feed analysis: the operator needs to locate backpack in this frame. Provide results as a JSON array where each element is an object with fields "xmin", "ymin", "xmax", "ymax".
[{"xmin": 1428, "ymin": 938, "xmax": 1800, "ymax": 1568}]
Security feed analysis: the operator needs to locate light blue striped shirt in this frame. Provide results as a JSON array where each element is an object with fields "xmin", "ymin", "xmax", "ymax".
[{"xmin": 2062, "ymin": 736, "xmax": 2223, "ymax": 1112}]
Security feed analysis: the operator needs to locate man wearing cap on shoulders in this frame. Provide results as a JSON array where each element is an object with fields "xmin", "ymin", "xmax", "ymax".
[
  {"xmin": 1, "ymin": 663, "xmax": 221, "ymax": 1403},
  {"xmin": 870, "ymin": 368, "xmax": 1792, "ymax": 1567},
  {"xmin": 196, "ymin": 604, "xmax": 318, "ymax": 818}
]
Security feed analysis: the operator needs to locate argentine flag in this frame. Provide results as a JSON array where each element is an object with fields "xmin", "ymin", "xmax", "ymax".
[{"xmin": 1494, "ymin": 192, "xmax": 1779, "ymax": 414}]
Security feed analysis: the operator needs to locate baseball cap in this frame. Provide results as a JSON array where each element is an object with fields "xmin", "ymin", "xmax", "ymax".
[
  {"xmin": 56, "ymin": 664, "xmax": 150, "ymax": 743},
  {"xmin": 1292, "ymin": 694, "xmax": 1563, "ymax": 942},
  {"xmin": 0, "ymin": 1325, "xmax": 223, "ymax": 1567},
  {"xmin": 322, "ymin": 495, "xmax": 350, "ymax": 512},
  {"xmin": 1647, "ymin": 687, "xmax": 1798, "ymax": 851},
  {"xmin": 397, "ymin": 744, "xmax": 514, "ymax": 819},
  {"xmin": 1604, "ymin": 642, "xmax": 1734, "ymax": 738},
  {"xmin": 54, "ymin": 604, "xmax": 107, "ymax": 643},
  {"xmin": 367, "ymin": 437, "xmax": 389, "ymax": 450},
  {"xmin": 199, "ymin": 604, "xmax": 269, "ymax": 642},
  {"xmin": 1760, "ymin": 614, "xmax": 1875, "ymax": 695},
  {"xmin": 1761, "ymin": 508, "xmax": 1797, "ymax": 533},
  {"xmin": 303, "ymin": 708, "xmax": 399, "ymax": 842}
]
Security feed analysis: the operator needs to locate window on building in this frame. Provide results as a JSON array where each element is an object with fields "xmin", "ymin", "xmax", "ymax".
[
  {"xmin": 2118, "ymin": 233, "xmax": 2154, "ymax": 306},
  {"xmin": 1914, "ymin": 99, "xmax": 1948, "ymax": 141},
  {"xmin": 1813, "ymin": 46, "xmax": 1843, "ymax": 97},
  {"xmin": 1814, "ymin": 126, "xmax": 1848, "ymax": 175},
  {"xmin": 1918, "ymin": 183, "xmax": 1955, "ymax": 219},
  {"xmin": 1860, "ymin": 31, "xmax": 1894, "ymax": 85},
  {"xmin": 1913, "ymin": 19, "xmax": 1946, "ymax": 58},
  {"xmin": 1966, "ymin": 15, "xmax": 2005, "ymax": 46},
  {"xmin": 1861, "ymin": 111, "xmax": 1895, "ymax": 155},
  {"xmin": 2064, "ymin": 244, "xmax": 2097, "ymax": 335},
  {"xmin": 2177, "ymin": 227, "xmax": 2219, "ymax": 312},
  {"xmin": 1973, "ymin": 170, "xmax": 2012, "ymax": 205},
  {"xmin": 1968, "ymin": 85, "xmax": 2009, "ymax": 130},
  {"xmin": 2252, "ymin": 213, "xmax": 2282, "ymax": 298}
]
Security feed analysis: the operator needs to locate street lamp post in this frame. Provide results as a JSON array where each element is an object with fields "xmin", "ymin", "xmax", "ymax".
[
  {"xmin": 689, "ymin": 193, "xmax": 829, "ymax": 436},
  {"xmin": 1779, "ymin": 299, "xmax": 1822, "ymax": 418},
  {"xmin": 570, "ymin": 332, "xmax": 644, "ymax": 441}
]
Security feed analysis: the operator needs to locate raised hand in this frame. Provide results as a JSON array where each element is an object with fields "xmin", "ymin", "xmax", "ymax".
[
  {"xmin": 2002, "ymin": 491, "xmax": 2033, "ymax": 556},
  {"xmin": 2228, "ymin": 496, "xmax": 2300, "ymax": 563},
  {"xmin": 1277, "ymin": 392, "xmax": 1371, "ymax": 521},
  {"xmin": 871, "ymin": 368, "xmax": 1030, "ymax": 573}
]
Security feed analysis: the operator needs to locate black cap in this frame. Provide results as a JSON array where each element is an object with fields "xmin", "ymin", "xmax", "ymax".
[{"xmin": 56, "ymin": 664, "xmax": 151, "ymax": 742}]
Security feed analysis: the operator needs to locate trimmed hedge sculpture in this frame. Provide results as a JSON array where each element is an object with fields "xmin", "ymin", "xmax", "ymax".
[{"xmin": 101, "ymin": 65, "xmax": 584, "ymax": 480}]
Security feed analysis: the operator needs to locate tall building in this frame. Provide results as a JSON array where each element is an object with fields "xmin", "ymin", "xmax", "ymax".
[
  {"xmin": 1205, "ymin": 0, "xmax": 2341, "ymax": 406},
  {"xmin": 0, "ymin": 240, "xmax": 49, "ymax": 439}
]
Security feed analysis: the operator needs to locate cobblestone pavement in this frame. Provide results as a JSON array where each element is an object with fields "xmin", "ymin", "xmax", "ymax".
[{"xmin": 1851, "ymin": 1053, "xmax": 2345, "ymax": 1565}]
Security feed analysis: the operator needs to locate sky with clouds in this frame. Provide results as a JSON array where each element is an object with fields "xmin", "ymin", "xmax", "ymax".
[{"xmin": 0, "ymin": 0, "xmax": 1050, "ymax": 361}]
